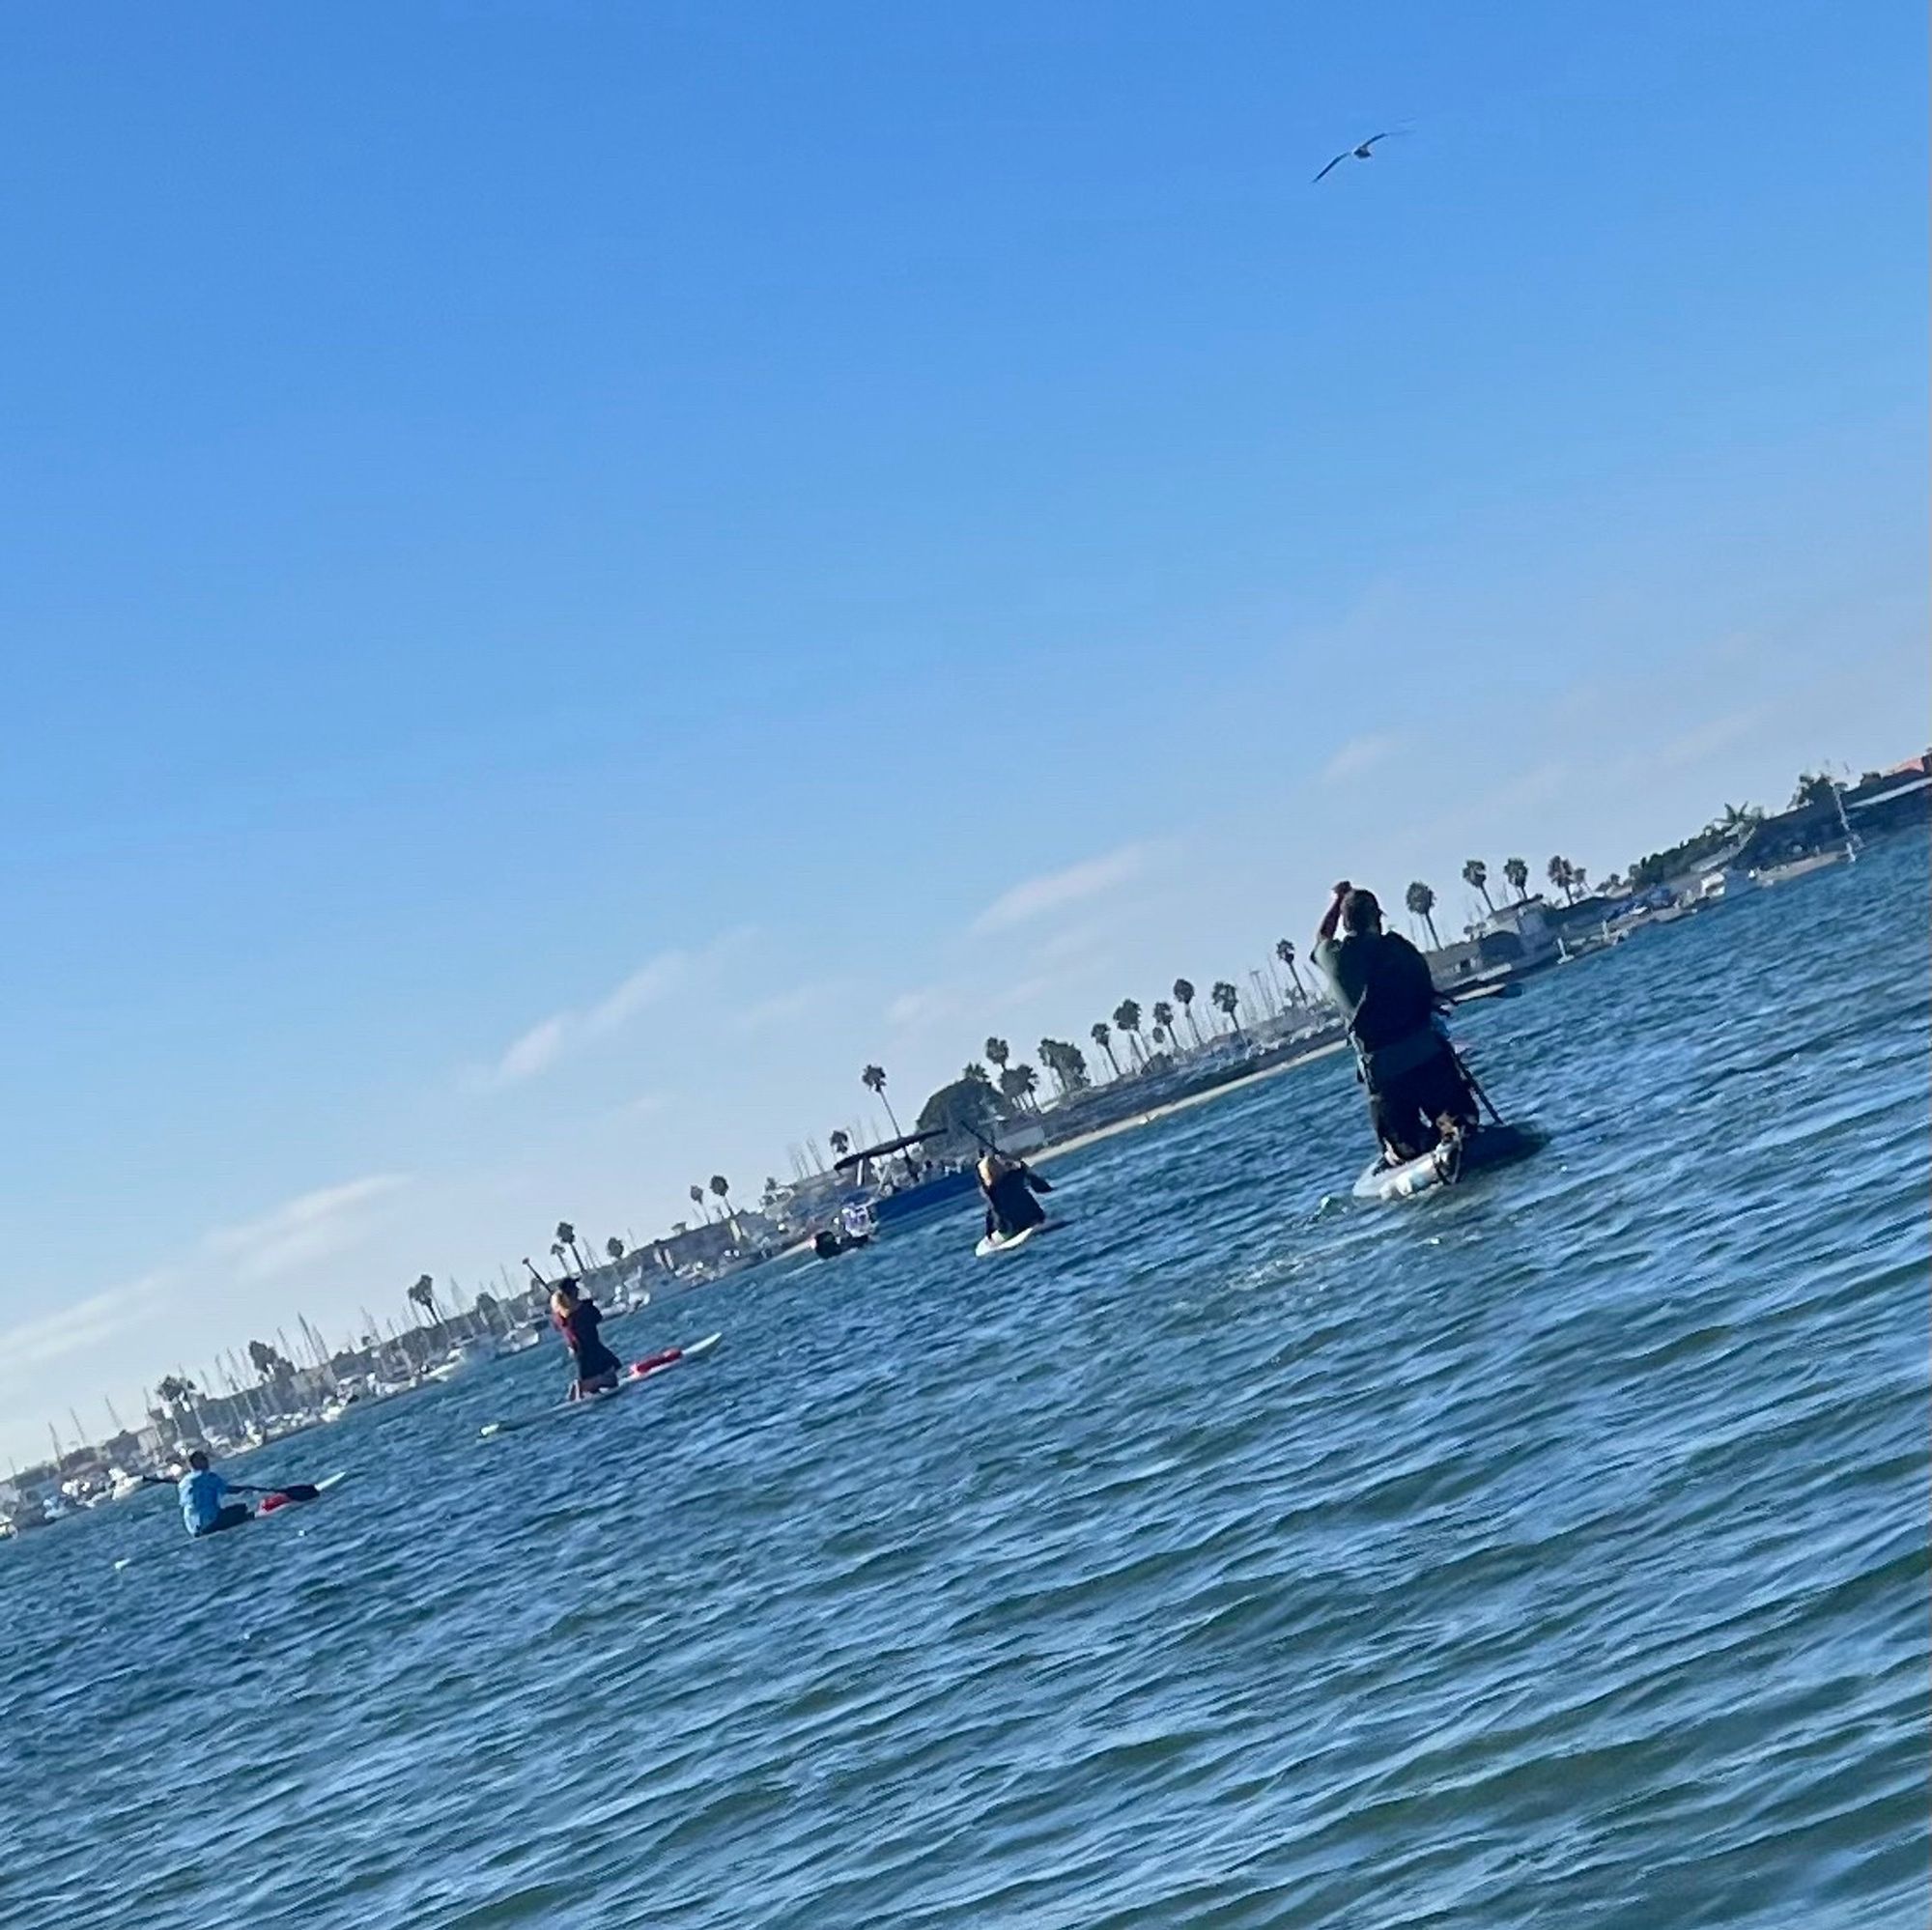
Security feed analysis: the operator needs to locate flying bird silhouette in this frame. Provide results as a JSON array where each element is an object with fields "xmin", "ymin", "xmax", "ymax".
[{"xmin": 1312, "ymin": 130, "xmax": 1405, "ymax": 184}]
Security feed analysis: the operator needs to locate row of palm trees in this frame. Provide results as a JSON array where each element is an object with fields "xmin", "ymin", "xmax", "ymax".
[
  {"xmin": 1400, "ymin": 853, "xmax": 1598, "ymax": 951},
  {"xmin": 1085, "ymin": 979, "xmax": 1237, "ymax": 1077},
  {"xmin": 847, "ymin": 942, "xmax": 1329, "ymax": 1118}
]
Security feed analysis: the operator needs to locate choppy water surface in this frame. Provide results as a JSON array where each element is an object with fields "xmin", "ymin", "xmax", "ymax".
[{"xmin": 3, "ymin": 839, "xmax": 1925, "ymax": 1929}]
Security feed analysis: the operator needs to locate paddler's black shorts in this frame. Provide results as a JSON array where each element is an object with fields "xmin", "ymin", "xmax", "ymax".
[
  {"xmin": 1370, "ymin": 1045, "xmax": 1478, "ymax": 1159},
  {"xmin": 194, "ymin": 1502, "xmax": 253, "ymax": 1537}
]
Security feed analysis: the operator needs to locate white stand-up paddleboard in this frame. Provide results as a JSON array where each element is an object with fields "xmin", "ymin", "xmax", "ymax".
[
  {"xmin": 975, "ymin": 1219, "xmax": 1062, "ymax": 1258},
  {"xmin": 479, "ymin": 1333, "xmax": 722, "ymax": 1438},
  {"xmin": 1351, "ymin": 1123, "xmax": 1547, "ymax": 1203}
]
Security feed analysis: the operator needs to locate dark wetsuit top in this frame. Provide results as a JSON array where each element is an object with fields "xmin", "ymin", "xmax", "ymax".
[
  {"xmin": 1313, "ymin": 930, "xmax": 1440, "ymax": 1080},
  {"xmin": 556, "ymin": 1301, "xmax": 621, "ymax": 1380},
  {"xmin": 983, "ymin": 1167, "xmax": 1049, "ymax": 1237}
]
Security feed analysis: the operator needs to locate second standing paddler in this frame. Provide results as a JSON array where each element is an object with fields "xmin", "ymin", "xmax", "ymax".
[{"xmin": 977, "ymin": 1149, "xmax": 1053, "ymax": 1243}]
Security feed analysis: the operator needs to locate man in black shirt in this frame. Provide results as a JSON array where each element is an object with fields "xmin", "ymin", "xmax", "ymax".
[{"xmin": 1313, "ymin": 881, "xmax": 1479, "ymax": 1162}]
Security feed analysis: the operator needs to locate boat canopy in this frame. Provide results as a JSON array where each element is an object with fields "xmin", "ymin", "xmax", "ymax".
[{"xmin": 833, "ymin": 1129, "xmax": 948, "ymax": 1175}]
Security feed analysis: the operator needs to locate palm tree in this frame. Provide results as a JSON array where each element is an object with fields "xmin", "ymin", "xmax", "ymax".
[
  {"xmin": 550, "ymin": 1240, "xmax": 570, "ymax": 1272},
  {"xmin": 709, "ymin": 1175, "xmax": 737, "ymax": 1235},
  {"xmin": 1038, "ymin": 1039, "xmax": 1077, "ymax": 1095},
  {"xmin": 1462, "ymin": 860, "xmax": 1494, "ymax": 914},
  {"xmin": 1789, "ymin": 771, "xmax": 1841, "ymax": 811},
  {"xmin": 408, "ymin": 1273, "xmax": 440, "ymax": 1324},
  {"xmin": 1273, "ymin": 940, "xmax": 1308, "ymax": 1002},
  {"xmin": 1090, "ymin": 1020, "xmax": 1122, "ymax": 1079},
  {"xmin": 554, "ymin": 1221, "xmax": 590, "ymax": 1273},
  {"xmin": 861, "ymin": 1064, "xmax": 901, "ymax": 1138},
  {"xmin": 1405, "ymin": 882, "xmax": 1442, "ymax": 949},
  {"xmin": 1000, "ymin": 1063, "xmax": 1039, "ymax": 1111},
  {"xmin": 1151, "ymin": 998, "xmax": 1177, "ymax": 1050},
  {"xmin": 688, "ymin": 1184, "xmax": 709, "ymax": 1222},
  {"xmin": 1172, "ymin": 978, "xmax": 1203, "ymax": 1047},
  {"xmin": 1547, "ymin": 856, "xmax": 1577, "ymax": 904},
  {"xmin": 155, "ymin": 1374, "xmax": 197, "ymax": 1414},
  {"xmin": 1503, "ymin": 856, "xmax": 1530, "ymax": 901},
  {"xmin": 605, "ymin": 1236, "xmax": 626, "ymax": 1263},
  {"xmin": 1210, "ymin": 979, "xmax": 1243, "ymax": 1041},
  {"xmin": 983, "ymin": 1036, "xmax": 1010, "ymax": 1078},
  {"xmin": 1037, "ymin": 1039, "xmax": 1065, "ymax": 1096},
  {"xmin": 1038, "ymin": 1038, "xmax": 1091, "ymax": 1093},
  {"xmin": 1112, "ymin": 999, "xmax": 1146, "ymax": 1068},
  {"xmin": 829, "ymin": 1128, "xmax": 851, "ymax": 1161}
]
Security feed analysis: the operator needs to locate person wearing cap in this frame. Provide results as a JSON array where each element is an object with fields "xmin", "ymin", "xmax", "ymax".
[
  {"xmin": 549, "ymin": 1278, "xmax": 624, "ymax": 1398},
  {"xmin": 1313, "ymin": 879, "xmax": 1478, "ymax": 1162}
]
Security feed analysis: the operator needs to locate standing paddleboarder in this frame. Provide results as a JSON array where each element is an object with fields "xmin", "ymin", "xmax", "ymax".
[
  {"xmin": 550, "ymin": 1278, "xmax": 625, "ymax": 1399},
  {"xmin": 1313, "ymin": 880, "xmax": 1479, "ymax": 1163},
  {"xmin": 977, "ymin": 1149, "xmax": 1053, "ymax": 1244}
]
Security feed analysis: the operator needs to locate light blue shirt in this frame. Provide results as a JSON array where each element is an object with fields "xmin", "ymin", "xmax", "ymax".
[{"xmin": 178, "ymin": 1467, "xmax": 231, "ymax": 1536}]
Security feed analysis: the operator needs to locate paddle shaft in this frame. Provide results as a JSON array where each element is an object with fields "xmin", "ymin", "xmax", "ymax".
[{"xmin": 1449, "ymin": 1043, "xmax": 1507, "ymax": 1127}]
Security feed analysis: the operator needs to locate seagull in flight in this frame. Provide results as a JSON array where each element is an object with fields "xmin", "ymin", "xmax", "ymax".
[{"xmin": 1313, "ymin": 130, "xmax": 1405, "ymax": 184}]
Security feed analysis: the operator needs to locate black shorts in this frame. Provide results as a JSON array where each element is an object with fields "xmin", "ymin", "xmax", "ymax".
[
  {"xmin": 1370, "ymin": 1046, "xmax": 1478, "ymax": 1158},
  {"xmin": 195, "ymin": 1502, "xmax": 254, "ymax": 1537}
]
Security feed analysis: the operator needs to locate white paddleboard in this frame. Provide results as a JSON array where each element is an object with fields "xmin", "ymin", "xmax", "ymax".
[
  {"xmin": 294, "ymin": 1471, "xmax": 348, "ymax": 1500},
  {"xmin": 975, "ymin": 1219, "xmax": 1060, "ymax": 1258},
  {"xmin": 1350, "ymin": 1123, "xmax": 1548, "ymax": 1203}
]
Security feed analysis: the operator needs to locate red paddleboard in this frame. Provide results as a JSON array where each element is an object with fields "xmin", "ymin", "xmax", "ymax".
[{"xmin": 629, "ymin": 1332, "xmax": 722, "ymax": 1379}]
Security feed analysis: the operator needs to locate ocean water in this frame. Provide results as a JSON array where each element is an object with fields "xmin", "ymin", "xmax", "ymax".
[{"xmin": 2, "ymin": 837, "xmax": 1925, "ymax": 1930}]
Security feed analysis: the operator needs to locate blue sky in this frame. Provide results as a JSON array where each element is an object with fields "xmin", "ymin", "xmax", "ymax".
[{"xmin": 0, "ymin": 0, "xmax": 1922, "ymax": 1462}]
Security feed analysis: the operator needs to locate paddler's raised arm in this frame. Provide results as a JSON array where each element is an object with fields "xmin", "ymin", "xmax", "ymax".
[{"xmin": 1313, "ymin": 879, "xmax": 1352, "ymax": 960}]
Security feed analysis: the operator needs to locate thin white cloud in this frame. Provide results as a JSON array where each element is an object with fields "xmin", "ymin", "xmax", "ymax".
[
  {"xmin": 205, "ymin": 1174, "xmax": 412, "ymax": 1283},
  {"xmin": 887, "ymin": 987, "xmax": 959, "ymax": 1032},
  {"xmin": 585, "ymin": 954, "xmax": 686, "ymax": 1035},
  {"xmin": 482, "ymin": 948, "xmax": 690, "ymax": 1089},
  {"xmin": 1003, "ymin": 974, "xmax": 1071, "ymax": 1011},
  {"xmin": 732, "ymin": 982, "xmax": 837, "ymax": 1036},
  {"xmin": 495, "ymin": 1014, "xmax": 570, "ymax": 1084},
  {"xmin": 971, "ymin": 840, "xmax": 1170, "ymax": 934},
  {"xmin": 1652, "ymin": 705, "xmax": 1767, "ymax": 773},
  {"xmin": 1033, "ymin": 921, "xmax": 1113, "ymax": 967},
  {"xmin": 0, "ymin": 1269, "xmax": 179, "ymax": 1374},
  {"xmin": 1321, "ymin": 733, "xmax": 1398, "ymax": 783},
  {"xmin": 0, "ymin": 1175, "xmax": 412, "ymax": 1437}
]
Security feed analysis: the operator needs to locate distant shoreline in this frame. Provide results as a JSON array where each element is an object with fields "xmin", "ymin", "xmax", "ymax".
[{"xmin": 1030, "ymin": 1038, "xmax": 1350, "ymax": 1167}]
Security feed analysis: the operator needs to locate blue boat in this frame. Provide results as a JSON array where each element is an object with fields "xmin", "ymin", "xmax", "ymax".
[{"xmin": 834, "ymin": 1132, "xmax": 981, "ymax": 1227}]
